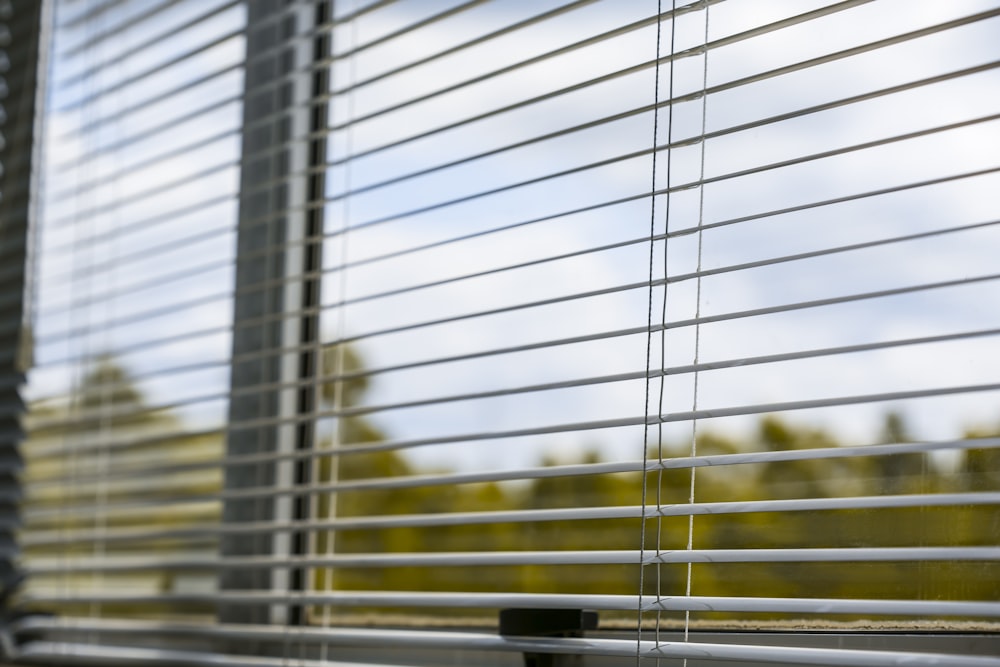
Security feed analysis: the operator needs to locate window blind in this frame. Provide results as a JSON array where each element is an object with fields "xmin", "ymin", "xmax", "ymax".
[{"xmin": 10, "ymin": 0, "xmax": 1000, "ymax": 665}]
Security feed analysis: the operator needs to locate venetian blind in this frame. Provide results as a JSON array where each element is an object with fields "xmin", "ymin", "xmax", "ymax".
[{"xmin": 11, "ymin": 0, "xmax": 1000, "ymax": 666}]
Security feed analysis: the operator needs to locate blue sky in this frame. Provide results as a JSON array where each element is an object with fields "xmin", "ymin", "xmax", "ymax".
[{"xmin": 28, "ymin": 0, "xmax": 1000, "ymax": 474}]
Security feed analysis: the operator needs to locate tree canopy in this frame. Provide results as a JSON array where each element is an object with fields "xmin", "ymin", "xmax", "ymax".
[{"xmin": 21, "ymin": 351, "xmax": 1000, "ymax": 625}]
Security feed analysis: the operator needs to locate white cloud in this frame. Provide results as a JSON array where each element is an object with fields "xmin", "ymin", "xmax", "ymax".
[{"xmin": 32, "ymin": 0, "xmax": 1000, "ymax": 472}]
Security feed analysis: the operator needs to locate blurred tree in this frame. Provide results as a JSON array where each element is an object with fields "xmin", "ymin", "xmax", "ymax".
[
  {"xmin": 24, "ymin": 351, "xmax": 1000, "ymax": 622},
  {"xmin": 962, "ymin": 422, "xmax": 1000, "ymax": 493},
  {"xmin": 23, "ymin": 356, "xmax": 222, "ymax": 618},
  {"xmin": 874, "ymin": 411, "xmax": 927, "ymax": 494}
]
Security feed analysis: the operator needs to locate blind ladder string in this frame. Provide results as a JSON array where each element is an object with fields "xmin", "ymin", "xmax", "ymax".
[
  {"xmin": 653, "ymin": 0, "xmax": 680, "ymax": 660},
  {"xmin": 319, "ymin": 0, "xmax": 357, "ymax": 659},
  {"xmin": 89, "ymin": 1, "xmax": 126, "ymax": 640},
  {"xmin": 682, "ymin": 2, "xmax": 711, "ymax": 659},
  {"xmin": 53, "ymin": 0, "xmax": 88, "ymax": 645},
  {"xmin": 76, "ymin": 0, "xmax": 105, "ymax": 636},
  {"xmin": 637, "ymin": 0, "xmax": 666, "ymax": 660}
]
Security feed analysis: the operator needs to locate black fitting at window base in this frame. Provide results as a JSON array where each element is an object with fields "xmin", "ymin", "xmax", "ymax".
[
  {"xmin": 500, "ymin": 608, "xmax": 598, "ymax": 667},
  {"xmin": 0, "ymin": 571, "xmax": 34, "ymax": 661}
]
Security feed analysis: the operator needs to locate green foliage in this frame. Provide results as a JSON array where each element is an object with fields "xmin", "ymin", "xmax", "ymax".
[
  {"xmin": 321, "ymin": 343, "xmax": 370, "ymax": 410},
  {"xmin": 23, "ymin": 352, "xmax": 1000, "ymax": 625}
]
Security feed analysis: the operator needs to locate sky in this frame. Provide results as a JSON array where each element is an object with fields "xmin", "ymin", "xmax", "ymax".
[{"xmin": 27, "ymin": 0, "xmax": 1000, "ymax": 475}]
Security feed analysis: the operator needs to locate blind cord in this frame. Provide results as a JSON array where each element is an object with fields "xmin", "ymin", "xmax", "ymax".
[
  {"xmin": 90, "ymin": 0, "xmax": 126, "ymax": 636},
  {"xmin": 637, "ymin": 0, "xmax": 666, "ymax": 660},
  {"xmin": 55, "ymin": 0, "xmax": 87, "ymax": 646},
  {"xmin": 683, "ymin": 1, "xmax": 712, "ymax": 657},
  {"xmin": 319, "ymin": 0, "xmax": 357, "ymax": 660},
  {"xmin": 652, "ymin": 1, "xmax": 679, "ymax": 660}
]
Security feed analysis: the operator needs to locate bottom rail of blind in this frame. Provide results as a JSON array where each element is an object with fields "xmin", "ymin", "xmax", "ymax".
[{"xmin": 11, "ymin": 620, "xmax": 1000, "ymax": 667}]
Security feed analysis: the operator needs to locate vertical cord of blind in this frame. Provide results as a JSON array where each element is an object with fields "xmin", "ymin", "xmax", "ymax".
[
  {"xmin": 319, "ymin": 0, "xmax": 356, "ymax": 658},
  {"xmin": 637, "ymin": 0, "xmax": 665, "ymax": 661},
  {"xmin": 78, "ymin": 0, "xmax": 102, "ymax": 634},
  {"xmin": 55, "ymin": 0, "xmax": 82, "ymax": 643},
  {"xmin": 654, "ymin": 1, "xmax": 679, "ymax": 660},
  {"xmin": 682, "ymin": 2, "xmax": 711, "ymax": 659},
  {"xmin": 91, "ymin": 3, "xmax": 124, "ymax": 638}
]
